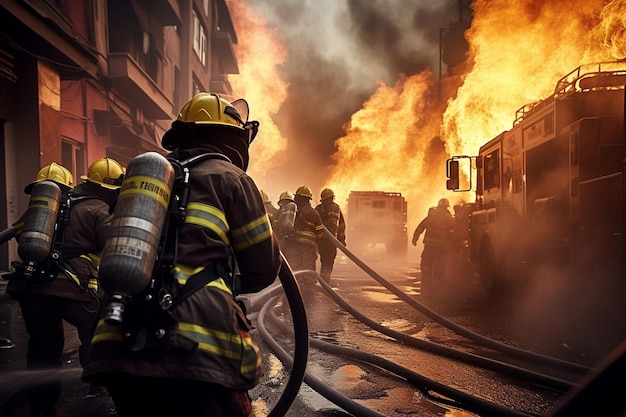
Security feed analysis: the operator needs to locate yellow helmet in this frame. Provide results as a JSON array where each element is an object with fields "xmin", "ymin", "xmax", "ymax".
[
  {"xmin": 161, "ymin": 93, "xmax": 260, "ymax": 172},
  {"xmin": 260, "ymin": 189, "xmax": 271, "ymax": 203},
  {"xmin": 320, "ymin": 188, "xmax": 335, "ymax": 201},
  {"xmin": 80, "ymin": 157, "xmax": 125, "ymax": 189},
  {"xmin": 24, "ymin": 162, "xmax": 74, "ymax": 194},
  {"xmin": 278, "ymin": 190, "xmax": 295, "ymax": 202},
  {"xmin": 295, "ymin": 185, "xmax": 313, "ymax": 199}
]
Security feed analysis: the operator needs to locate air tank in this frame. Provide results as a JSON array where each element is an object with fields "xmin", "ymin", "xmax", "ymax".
[
  {"xmin": 18, "ymin": 180, "xmax": 62, "ymax": 277},
  {"xmin": 99, "ymin": 152, "xmax": 175, "ymax": 304},
  {"xmin": 276, "ymin": 201, "xmax": 297, "ymax": 238}
]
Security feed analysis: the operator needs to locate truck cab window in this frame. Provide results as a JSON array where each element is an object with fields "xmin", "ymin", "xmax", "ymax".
[{"xmin": 483, "ymin": 149, "xmax": 500, "ymax": 190}]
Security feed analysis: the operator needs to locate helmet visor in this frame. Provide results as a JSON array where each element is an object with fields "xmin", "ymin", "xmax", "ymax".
[{"xmin": 228, "ymin": 99, "xmax": 259, "ymax": 145}]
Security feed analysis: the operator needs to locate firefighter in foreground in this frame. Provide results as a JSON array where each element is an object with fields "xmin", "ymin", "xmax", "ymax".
[
  {"xmin": 83, "ymin": 93, "xmax": 281, "ymax": 417},
  {"xmin": 315, "ymin": 188, "xmax": 346, "ymax": 284},
  {"xmin": 291, "ymin": 186, "xmax": 324, "ymax": 274},
  {"xmin": 411, "ymin": 198, "xmax": 455, "ymax": 286},
  {"xmin": 4, "ymin": 159, "xmax": 124, "ymax": 416}
]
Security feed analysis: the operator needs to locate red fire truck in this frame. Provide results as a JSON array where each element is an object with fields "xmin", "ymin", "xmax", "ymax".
[{"xmin": 446, "ymin": 61, "xmax": 625, "ymax": 295}]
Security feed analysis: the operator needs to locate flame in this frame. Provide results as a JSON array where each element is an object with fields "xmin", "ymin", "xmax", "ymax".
[
  {"xmin": 226, "ymin": 0, "xmax": 289, "ymax": 191},
  {"xmin": 326, "ymin": 0, "xmax": 625, "ymax": 227},
  {"xmin": 325, "ymin": 71, "xmax": 450, "ymax": 224},
  {"xmin": 226, "ymin": 0, "xmax": 625, "ymax": 226},
  {"xmin": 442, "ymin": 0, "xmax": 621, "ymax": 161}
]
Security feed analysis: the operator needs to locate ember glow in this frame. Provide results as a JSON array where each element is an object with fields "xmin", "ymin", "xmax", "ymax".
[{"xmin": 228, "ymin": 0, "xmax": 625, "ymax": 226}]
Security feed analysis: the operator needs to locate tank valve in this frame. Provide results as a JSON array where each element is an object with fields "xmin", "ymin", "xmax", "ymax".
[{"xmin": 103, "ymin": 294, "xmax": 126, "ymax": 326}]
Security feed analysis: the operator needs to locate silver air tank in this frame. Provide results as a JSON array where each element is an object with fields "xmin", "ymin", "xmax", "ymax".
[
  {"xmin": 18, "ymin": 180, "xmax": 62, "ymax": 277},
  {"xmin": 99, "ymin": 152, "xmax": 175, "ymax": 324},
  {"xmin": 276, "ymin": 201, "xmax": 297, "ymax": 238}
]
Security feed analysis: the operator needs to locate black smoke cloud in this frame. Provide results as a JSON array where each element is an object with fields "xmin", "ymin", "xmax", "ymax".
[{"xmin": 250, "ymin": 0, "xmax": 470, "ymax": 191}]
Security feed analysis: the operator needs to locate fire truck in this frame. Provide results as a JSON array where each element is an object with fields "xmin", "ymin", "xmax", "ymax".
[
  {"xmin": 446, "ymin": 61, "xmax": 625, "ymax": 295},
  {"xmin": 346, "ymin": 191, "xmax": 408, "ymax": 256}
]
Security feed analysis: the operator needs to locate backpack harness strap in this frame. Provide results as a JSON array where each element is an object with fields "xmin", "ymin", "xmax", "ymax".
[{"xmin": 157, "ymin": 152, "xmax": 233, "ymax": 309}]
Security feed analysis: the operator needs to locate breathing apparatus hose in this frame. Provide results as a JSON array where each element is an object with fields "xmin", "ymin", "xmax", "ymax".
[
  {"xmin": 264, "ymin": 255, "xmax": 309, "ymax": 417},
  {"xmin": 0, "ymin": 227, "xmax": 16, "ymax": 245}
]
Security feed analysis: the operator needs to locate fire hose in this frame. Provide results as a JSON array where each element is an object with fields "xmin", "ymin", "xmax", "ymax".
[
  {"xmin": 264, "ymin": 304, "xmax": 539, "ymax": 417},
  {"xmin": 261, "ymin": 255, "xmax": 309, "ymax": 417},
  {"xmin": 322, "ymin": 228, "xmax": 590, "ymax": 375},
  {"xmin": 315, "ymin": 276, "xmax": 577, "ymax": 392},
  {"xmin": 317, "ymin": 227, "xmax": 625, "ymax": 416}
]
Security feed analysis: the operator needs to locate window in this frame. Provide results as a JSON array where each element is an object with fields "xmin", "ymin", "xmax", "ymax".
[
  {"xmin": 61, "ymin": 138, "xmax": 85, "ymax": 182},
  {"xmin": 193, "ymin": 10, "xmax": 207, "ymax": 66},
  {"xmin": 483, "ymin": 149, "xmax": 500, "ymax": 191}
]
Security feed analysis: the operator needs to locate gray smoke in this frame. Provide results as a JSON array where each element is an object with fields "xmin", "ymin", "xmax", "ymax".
[{"xmin": 248, "ymin": 0, "xmax": 467, "ymax": 188}]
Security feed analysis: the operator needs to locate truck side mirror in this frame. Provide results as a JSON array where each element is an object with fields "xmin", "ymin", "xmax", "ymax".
[{"xmin": 446, "ymin": 160, "xmax": 460, "ymax": 190}]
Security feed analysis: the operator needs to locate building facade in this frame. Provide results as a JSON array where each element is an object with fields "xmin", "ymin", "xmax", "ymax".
[{"xmin": 0, "ymin": 0, "xmax": 239, "ymax": 269}]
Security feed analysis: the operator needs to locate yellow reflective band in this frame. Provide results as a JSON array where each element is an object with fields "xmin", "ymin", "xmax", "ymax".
[
  {"xmin": 81, "ymin": 253, "xmax": 101, "ymax": 266},
  {"xmin": 297, "ymin": 230, "xmax": 317, "ymax": 239},
  {"xmin": 57, "ymin": 269, "xmax": 82, "ymax": 287},
  {"xmin": 239, "ymin": 332, "xmax": 263, "ymax": 375},
  {"xmin": 231, "ymin": 214, "xmax": 271, "ymax": 251},
  {"xmin": 14, "ymin": 222, "xmax": 24, "ymax": 235},
  {"xmin": 176, "ymin": 322, "xmax": 244, "ymax": 360},
  {"xmin": 28, "ymin": 195, "xmax": 60, "ymax": 210},
  {"xmin": 173, "ymin": 265, "xmax": 233, "ymax": 294},
  {"xmin": 91, "ymin": 320, "xmax": 124, "ymax": 343},
  {"xmin": 185, "ymin": 202, "xmax": 230, "ymax": 245},
  {"xmin": 119, "ymin": 175, "xmax": 171, "ymax": 209}
]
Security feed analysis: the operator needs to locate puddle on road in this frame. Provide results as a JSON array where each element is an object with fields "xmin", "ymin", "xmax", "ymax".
[
  {"xmin": 360, "ymin": 285, "xmax": 422, "ymax": 303},
  {"xmin": 294, "ymin": 363, "xmax": 379, "ymax": 412},
  {"xmin": 361, "ymin": 286, "xmax": 401, "ymax": 303},
  {"xmin": 330, "ymin": 364, "xmax": 367, "ymax": 390},
  {"xmin": 379, "ymin": 318, "xmax": 415, "ymax": 332}
]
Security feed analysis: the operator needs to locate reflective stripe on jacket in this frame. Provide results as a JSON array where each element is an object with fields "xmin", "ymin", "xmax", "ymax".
[
  {"xmin": 294, "ymin": 205, "xmax": 324, "ymax": 247},
  {"xmin": 315, "ymin": 200, "xmax": 346, "ymax": 244}
]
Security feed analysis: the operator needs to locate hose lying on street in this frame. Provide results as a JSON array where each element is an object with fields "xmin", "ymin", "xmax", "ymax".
[
  {"xmin": 266, "ymin": 303, "xmax": 539, "ymax": 417},
  {"xmin": 262, "ymin": 257, "xmax": 310, "ymax": 417},
  {"xmin": 323, "ymin": 228, "xmax": 591, "ymax": 375},
  {"xmin": 256, "ymin": 293, "xmax": 386, "ymax": 417},
  {"xmin": 315, "ymin": 276, "xmax": 577, "ymax": 392}
]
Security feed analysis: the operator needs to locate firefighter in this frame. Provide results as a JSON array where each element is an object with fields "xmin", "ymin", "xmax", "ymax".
[
  {"xmin": 259, "ymin": 189, "xmax": 278, "ymax": 222},
  {"xmin": 83, "ymin": 93, "xmax": 281, "ymax": 417},
  {"xmin": 5, "ymin": 158, "xmax": 124, "ymax": 416},
  {"xmin": 273, "ymin": 190, "xmax": 298, "ymax": 262},
  {"xmin": 315, "ymin": 188, "xmax": 346, "ymax": 284},
  {"xmin": 411, "ymin": 198, "xmax": 455, "ymax": 285},
  {"xmin": 291, "ymin": 185, "xmax": 324, "ymax": 278}
]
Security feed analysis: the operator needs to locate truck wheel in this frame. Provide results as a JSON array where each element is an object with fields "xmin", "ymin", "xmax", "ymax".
[{"xmin": 479, "ymin": 237, "xmax": 502, "ymax": 296}]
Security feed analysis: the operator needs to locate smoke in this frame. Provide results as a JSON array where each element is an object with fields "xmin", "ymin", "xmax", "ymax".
[{"xmin": 245, "ymin": 0, "xmax": 466, "ymax": 193}]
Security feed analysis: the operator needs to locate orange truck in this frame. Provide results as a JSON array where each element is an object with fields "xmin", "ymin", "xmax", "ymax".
[{"xmin": 446, "ymin": 62, "xmax": 625, "ymax": 295}]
